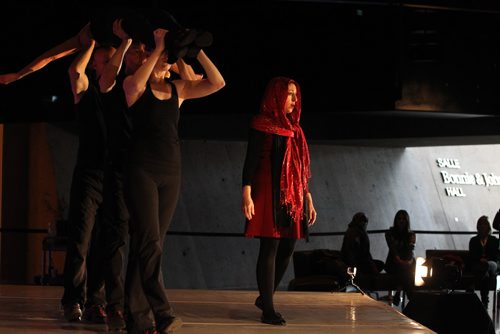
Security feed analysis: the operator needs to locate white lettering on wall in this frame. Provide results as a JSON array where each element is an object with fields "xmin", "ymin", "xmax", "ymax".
[
  {"xmin": 483, "ymin": 173, "xmax": 500, "ymax": 187},
  {"xmin": 435, "ymin": 158, "xmax": 500, "ymax": 197},
  {"xmin": 436, "ymin": 158, "xmax": 461, "ymax": 169},
  {"xmin": 440, "ymin": 171, "xmax": 475, "ymax": 185},
  {"xmin": 445, "ymin": 187, "xmax": 466, "ymax": 197}
]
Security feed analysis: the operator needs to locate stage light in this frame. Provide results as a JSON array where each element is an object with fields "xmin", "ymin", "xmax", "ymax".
[
  {"xmin": 414, "ymin": 257, "xmax": 428, "ymax": 287},
  {"xmin": 419, "ymin": 257, "xmax": 461, "ymax": 290}
]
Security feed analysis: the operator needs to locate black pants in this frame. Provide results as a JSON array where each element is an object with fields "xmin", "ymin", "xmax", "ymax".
[
  {"xmin": 471, "ymin": 260, "xmax": 498, "ymax": 304},
  {"xmin": 62, "ymin": 166, "xmax": 105, "ymax": 307},
  {"xmin": 61, "ymin": 165, "xmax": 129, "ymax": 309},
  {"xmin": 385, "ymin": 260, "xmax": 416, "ymax": 300},
  {"xmin": 100, "ymin": 165, "xmax": 129, "ymax": 311},
  {"xmin": 124, "ymin": 163, "xmax": 181, "ymax": 330}
]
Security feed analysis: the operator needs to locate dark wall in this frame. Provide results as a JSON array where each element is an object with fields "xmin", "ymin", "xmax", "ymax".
[
  {"xmin": 41, "ymin": 123, "xmax": 500, "ymax": 289},
  {"xmin": 397, "ymin": 5, "xmax": 500, "ymax": 113},
  {"xmin": 1, "ymin": 124, "xmax": 29, "ymax": 283},
  {"xmin": 1, "ymin": 1, "xmax": 500, "ymax": 139}
]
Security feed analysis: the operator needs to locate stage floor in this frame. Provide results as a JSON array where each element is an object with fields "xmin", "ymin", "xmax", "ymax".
[{"xmin": 0, "ymin": 284, "xmax": 435, "ymax": 333}]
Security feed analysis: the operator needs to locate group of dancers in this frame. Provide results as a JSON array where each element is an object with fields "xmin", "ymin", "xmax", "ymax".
[{"xmin": 0, "ymin": 6, "xmax": 316, "ymax": 333}]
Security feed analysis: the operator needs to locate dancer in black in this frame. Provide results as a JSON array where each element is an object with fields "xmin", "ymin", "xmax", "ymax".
[
  {"xmin": 90, "ymin": 19, "xmax": 134, "ymax": 330},
  {"xmin": 61, "ymin": 19, "xmax": 137, "ymax": 329},
  {"xmin": 0, "ymin": 16, "xmax": 134, "ymax": 327},
  {"xmin": 122, "ymin": 28, "xmax": 225, "ymax": 334},
  {"xmin": 61, "ymin": 33, "xmax": 114, "ymax": 322},
  {"xmin": 63, "ymin": 19, "xmax": 202, "ymax": 330},
  {"xmin": 0, "ymin": 9, "xmax": 201, "ymax": 331}
]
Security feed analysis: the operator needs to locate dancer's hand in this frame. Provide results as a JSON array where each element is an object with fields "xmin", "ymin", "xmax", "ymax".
[
  {"xmin": 0, "ymin": 73, "xmax": 20, "ymax": 85},
  {"xmin": 113, "ymin": 19, "xmax": 130, "ymax": 41},
  {"xmin": 153, "ymin": 28, "xmax": 167, "ymax": 53},
  {"xmin": 306, "ymin": 192, "xmax": 317, "ymax": 226},
  {"xmin": 308, "ymin": 206, "xmax": 317, "ymax": 226},
  {"xmin": 77, "ymin": 23, "xmax": 93, "ymax": 48},
  {"xmin": 242, "ymin": 185, "xmax": 254, "ymax": 220}
]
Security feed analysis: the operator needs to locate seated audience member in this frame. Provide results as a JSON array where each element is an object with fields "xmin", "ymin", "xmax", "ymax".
[
  {"xmin": 467, "ymin": 215, "xmax": 499, "ymax": 308},
  {"xmin": 341, "ymin": 212, "xmax": 383, "ymax": 289}
]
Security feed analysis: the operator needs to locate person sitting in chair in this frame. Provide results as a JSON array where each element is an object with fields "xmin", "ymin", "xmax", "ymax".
[
  {"xmin": 467, "ymin": 215, "xmax": 499, "ymax": 309},
  {"xmin": 341, "ymin": 212, "xmax": 384, "ymax": 290}
]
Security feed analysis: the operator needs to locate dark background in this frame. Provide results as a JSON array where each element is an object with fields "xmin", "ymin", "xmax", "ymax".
[{"xmin": 1, "ymin": 0, "xmax": 500, "ymax": 143}]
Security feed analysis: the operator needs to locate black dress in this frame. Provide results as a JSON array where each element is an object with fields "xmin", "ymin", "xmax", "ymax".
[{"xmin": 242, "ymin": 129, "xmax": 307, "ymax": 239}]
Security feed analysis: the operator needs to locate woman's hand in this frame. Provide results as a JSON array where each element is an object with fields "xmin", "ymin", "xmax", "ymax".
[
  {"xmin": 153, "ymin": 28, "xmax": 167, "ymax": 53},
  {"xmin": 172, "ymin": 60, "xmax": 204, "ymax": 80},
  {"xmin": 0, "ymin": 73, "xmax": 20, "ymax": 85},
  {"xmin": 77, "ymin": 23, "xmax": 93, "ymax": 48},
  {"xmin": 113, "ymin": 19, "xmax": 130, "ymax": 41},
  {"xmin": 306, "ymin": 192, "xmax": 317, "ymax": 226},
  {"xmin": 242, "ymin": 185, "xmax": 254, "ymax": 221}
]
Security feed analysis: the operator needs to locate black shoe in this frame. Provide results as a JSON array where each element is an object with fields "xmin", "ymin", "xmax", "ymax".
[
  {"xmin": 157, "ymin": 316, "xmax": 183, "ymax": 333},
  {"xmin": 175, "ymin": 29, "xmax": 198, "ymax": 48},
  {"xmin": 261, "ymin": 311, "xmax": 286, "ymax": 326},
  {"xmin": 167, "ymin": 46, "xmax": 188, "ymax": 65},
  {"xmin": 194, "ymin": 30, "xmax": 213, "ymax": 48},
  {"xmin": 255, "ymin": 296, "xmax": 283, "ymax": 317},
  {"xmin": 107, "ymin": 308, "xmax": 126, "ymax": 331},
  {"xmin": 185, "ymin": 45, "xmax": 201, "ymax": 59},
  {"xmin": 83, "ymin": 304, "xmax": 107, "ymax": 324},
  {"xmin": 166, "ymin": 28, "xmax": 197, "ymax": 64},
  {"xmin": 255, "ymin": 296, "xmax": 263, "ymax": 310},
  {"xmin": 184, "ymin": 30, "xmax": 212, "ymax": 60},
  {"xmin": 63, "ymin": 302, "xmax": 82, "ymax": 322}
]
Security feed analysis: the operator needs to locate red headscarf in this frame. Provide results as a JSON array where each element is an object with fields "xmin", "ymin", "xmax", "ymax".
[{"xmin": 251, "ymin": 77, "xmax": 311, "ymax": 225}]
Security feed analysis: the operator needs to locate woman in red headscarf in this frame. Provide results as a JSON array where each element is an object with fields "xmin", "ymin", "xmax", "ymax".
[{"xmin": 241, "ymin": 76, "xmax": 317, "ymax": 325}]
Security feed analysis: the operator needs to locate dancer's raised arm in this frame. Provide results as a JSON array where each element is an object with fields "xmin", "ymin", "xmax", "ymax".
[{"xmin": 0, "ymin": 23, "xmax": 92, "ymax": 85}]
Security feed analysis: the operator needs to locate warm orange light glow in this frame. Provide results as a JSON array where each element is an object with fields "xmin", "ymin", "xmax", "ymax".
[{"xmin": 414, "ymin": 257, "xmax": 428, "ymax": 287}]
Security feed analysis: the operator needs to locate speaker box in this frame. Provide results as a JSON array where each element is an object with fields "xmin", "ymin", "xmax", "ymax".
[{"xmin": 403, "ymin": 291, "xmax": 494, "ymax": 334}]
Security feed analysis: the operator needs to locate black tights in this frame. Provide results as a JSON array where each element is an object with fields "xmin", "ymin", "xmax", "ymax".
[{"xmin": 256, "ymin": 237, "xmax": 297, "ymax": 314}]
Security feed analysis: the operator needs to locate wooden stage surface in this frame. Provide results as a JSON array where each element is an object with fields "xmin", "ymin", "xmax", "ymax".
[{"xmin": 0, "ymin": 284, "xmax": 435, "ymax": 333}]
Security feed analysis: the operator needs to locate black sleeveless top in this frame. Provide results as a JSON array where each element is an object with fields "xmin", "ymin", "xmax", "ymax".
[
  {"xmin": 76, "ymin": 80, "xmax": 107, "ymax": 169},
  {"xmin": 128, "ymin": 80, "xmax": 181, "ymax": 169},
  {"xmin": 101, "ymin": 73, "xmax": 132, "ymax": 169}
]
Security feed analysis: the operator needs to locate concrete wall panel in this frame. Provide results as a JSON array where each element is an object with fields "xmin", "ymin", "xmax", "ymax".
[{"xmin": 45, "ymin": 124, "xmax": 500, "ymax": 289}]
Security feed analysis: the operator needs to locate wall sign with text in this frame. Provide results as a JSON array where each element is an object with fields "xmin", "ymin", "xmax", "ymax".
[{"xmin": 436, "ymin": 158, "xmax": 500, "ymax": 197}]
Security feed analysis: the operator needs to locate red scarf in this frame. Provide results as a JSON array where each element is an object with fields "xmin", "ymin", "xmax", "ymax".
[{"xmin": 251, "ymin": 77, "xmax": 311, "ymax": 225}]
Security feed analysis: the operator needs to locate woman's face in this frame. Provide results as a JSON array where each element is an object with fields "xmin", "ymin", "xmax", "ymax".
[
  {"xmin": 478, "ymin": 220, "xmax": 490, "ymax": 236},
  {"xmin": 395, "ymin": 213, "xmax": 407, "ymax": 230},
  {"xmin": 284, "ymin": 83, "xmax": 297, "ymax": 114},
  {"xmin": 124, "ymin": 42, "xmax": 146, "ymax": 74},
  {"xmin": 92, "ymin": 47, "xmax": 115, "ymax": 76},
  {"xmin": 154, "ymin": 52, "xmax": 172, "ymax": 72},
  {"xmin": 359, "ymin": 217, "xmax": 368, "ymax": 230}
]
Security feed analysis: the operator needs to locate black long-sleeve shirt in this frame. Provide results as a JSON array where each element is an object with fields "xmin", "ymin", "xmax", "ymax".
[{"xmin": 468, "ymin": 235, "xmax": 499, "ymax": 266}]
